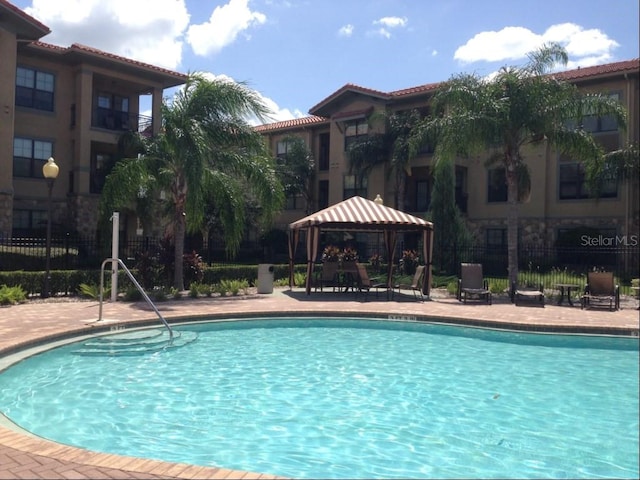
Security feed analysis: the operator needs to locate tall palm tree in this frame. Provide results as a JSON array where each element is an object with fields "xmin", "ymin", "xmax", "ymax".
[
  {"xmin": 411, "ymin": 43, "xmax": 627, "ymax": 287},
  {"xmin": 100, "ymin": 73, "xmax": 284, "ymax": 290},
  {"xmin": 348, "ymin": 109, "xmax": 423, "ymax": 210},
  {"xmin": 275, "ymin": 135, "xmax": 315, "ymax": 215}
]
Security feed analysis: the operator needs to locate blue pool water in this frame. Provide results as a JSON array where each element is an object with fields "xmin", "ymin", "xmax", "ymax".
[{"xmin": 0, "ymin": 318, "xmax": 638, "ymax": 479}]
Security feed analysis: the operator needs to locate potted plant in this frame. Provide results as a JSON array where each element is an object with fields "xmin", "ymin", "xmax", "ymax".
[{"xmin": 322, "ymin": 245, "xmax": 341, "ymax": 262}]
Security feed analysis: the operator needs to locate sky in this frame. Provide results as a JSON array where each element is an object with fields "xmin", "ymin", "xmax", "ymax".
[{"xmin": 11, "ymin": 0, "xmax": 640, "ymax": 125}]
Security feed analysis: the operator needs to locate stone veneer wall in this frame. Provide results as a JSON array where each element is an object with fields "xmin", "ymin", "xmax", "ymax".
[
  {"xmin": 466, "ymin": 216, "xmax": 627, "ymax": 248},
  {"xmin": 68, "ymin": 194, "xmax": 100, "ymax": 238},
  {"xmin": 0, "ymin": 192, "xmax": 12, "ymax": 236}
]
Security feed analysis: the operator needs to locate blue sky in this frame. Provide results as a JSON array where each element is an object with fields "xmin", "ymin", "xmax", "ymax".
[{"xmin": 12, "ymin": 0, "xmax": 640, "ymax": 124}]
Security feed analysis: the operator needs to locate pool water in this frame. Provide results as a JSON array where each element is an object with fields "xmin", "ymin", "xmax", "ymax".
[{"xmin": 0, "ymin": 318, "xmax": 638, "ymax": 479}]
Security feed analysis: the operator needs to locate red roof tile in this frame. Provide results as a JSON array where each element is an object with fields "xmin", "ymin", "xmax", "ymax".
[
  {"xmin": 552, "ymin": 58, "xmax": 639, "ymax": 81},
  {"xmin": 257, "ymin": 58, "xmax": 639, "ymax": 133},
  {"xmin": 254, "ymin": 115, "xmax": 328, "ymax": 133},
  {"xmin": 30, "ymin": 42, "xmax": 187, "ymax": 80},
  {"xmin": 0, "ymin": 0, "xmax": 50, "ymax": 37}
]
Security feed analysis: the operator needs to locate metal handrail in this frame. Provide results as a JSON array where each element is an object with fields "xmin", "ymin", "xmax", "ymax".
[{"xmin": 98, "ymin": 258, "xmax": 174, "ymax": 342}]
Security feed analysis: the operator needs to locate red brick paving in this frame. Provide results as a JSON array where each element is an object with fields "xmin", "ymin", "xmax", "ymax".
[{"xmin": 0, "ymin": 287, "xmax": 638, "ymax": 479}]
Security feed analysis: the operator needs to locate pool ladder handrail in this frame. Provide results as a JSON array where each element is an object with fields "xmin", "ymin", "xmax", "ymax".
[{"xmin": 98, "ymin": 258, "xmax": 174, "ymax": 342}]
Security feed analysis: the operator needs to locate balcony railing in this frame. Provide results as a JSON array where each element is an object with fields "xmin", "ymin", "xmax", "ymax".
[{"xmin": 92, "ymin": 107, "xmax": 152, "ymax": 134}]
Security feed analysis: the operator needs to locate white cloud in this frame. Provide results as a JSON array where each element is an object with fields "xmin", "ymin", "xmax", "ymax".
[
  {"xmin": 24, "ymin": 0, "xmax": 189, "ymax": 70},
  {"xmin": 338, "ymin": 24, "xmax": 354, "ymax": 37},
  {"xmin": 186, "ymin": 0, "xmax": 266, "ymax": 57},
  {"xmin": 170, "ymin": 71, "xmax": 299, "ymax": 125},
  {"xmin": 371, "ymin": 16, "xmax": 408, "ymax": 38},
  {"xmin": 454, "ymin": 23, "xmax": 619, "ymax": 65},
  {"xmin": 374, "ymin": 16, "xmax": 408, "ymax": 28},
  {"xmin": 542, "ymin": 23, "xmax": 619, "ymax": 58}
]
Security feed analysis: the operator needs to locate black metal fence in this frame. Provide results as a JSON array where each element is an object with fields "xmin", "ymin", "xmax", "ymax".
[
  {"xmin": 1, "ymin": 233, "xmax": 638, "ymax": 284},
  {"xmin": 432, "ymin": 243, "xmax": 639, "ymax": 284},
  {"xmin": 0, "ymin": 234, "xmax": 267, "ymax": 272}
]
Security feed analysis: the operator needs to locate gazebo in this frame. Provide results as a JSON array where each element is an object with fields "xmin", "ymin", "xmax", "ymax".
[{"xmin": 288, "ymin": 196, "xmax": 435, "ymax": 296}]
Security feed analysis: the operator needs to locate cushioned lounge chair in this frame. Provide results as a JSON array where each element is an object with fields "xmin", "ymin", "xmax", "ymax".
[
  {"xmin": 511, "ymin": 282, "xmax": 545, "ymax": 306},
  {"xmin": 457, "ymin": 263, "xmax": 492, "ymax": 304},
  {"xmin": 393, "ymin": 265, "xmax": 425, "ymax": 301},
  {"xmin": 581, "ymin": 271, "xmax": 619, "ymax": 311}
]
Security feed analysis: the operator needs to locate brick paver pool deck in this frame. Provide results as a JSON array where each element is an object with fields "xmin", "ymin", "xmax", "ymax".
[{"xmin": 0, "ymin": 287, "xmax": 638, "ymax": 479}]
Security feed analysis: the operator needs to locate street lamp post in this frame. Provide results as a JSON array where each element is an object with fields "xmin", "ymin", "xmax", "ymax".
[{"xmin": 42, "ymin": 157, "xmax": 59, "ymax": 298}]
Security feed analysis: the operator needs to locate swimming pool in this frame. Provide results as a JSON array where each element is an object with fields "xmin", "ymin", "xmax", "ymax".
[{"xmin": 0, "ymin": 317, "xmax": 638, "ymax": 479}]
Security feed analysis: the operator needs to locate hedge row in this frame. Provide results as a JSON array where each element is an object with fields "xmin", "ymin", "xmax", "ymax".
[{"xmin": 0, "ymin": 264, "xmax": 304, "ymax": 297}]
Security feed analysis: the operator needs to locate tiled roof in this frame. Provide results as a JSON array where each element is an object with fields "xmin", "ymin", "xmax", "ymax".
[
  {"xmin": 256, "ymin": 58, "xmax": 638, "ymax": 134},
  {"xmin": 390, "ymin": 81, "xmax": 441, "ymax": 97},
  {"xmin": 28, "ymin": 41, "xmax": 187, "ymax": 81},
  {"xmin": 0, "ymin": 0, "xmax": 50, "ymax": 37},
  {"xmin": 552, "ymin": 58, "xmax": 639, "ymax": 81},
  {"xmin": 308, "ymin": 84, "xmax": 390, "ymax": 115},
  {"xmin": 254, "ymin": 115, "xmax": 328, "ymax": 133}
]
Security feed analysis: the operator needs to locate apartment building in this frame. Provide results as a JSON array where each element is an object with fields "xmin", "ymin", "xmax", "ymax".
[
  {"xmin": 257, "ymin": 59, "xmax": 639, "ymax": 251},
  {"xmin": 0, "ymin": 0, "xmax": 186, "ymax": 238}
]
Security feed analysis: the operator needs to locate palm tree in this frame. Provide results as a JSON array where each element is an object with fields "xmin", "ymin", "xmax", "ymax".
[
  {"xmin": 411, "ymin": 43, "xmax": 627, "ymax": 288},
  {"xmin": 100, "ymin": 73, "xmax": 284, "ymax": 290},
  {"xmin": 348, "ymin": 109, "xmax": 423, "ymax": 210},
  {"xmin": 275, "ymin": 135, "xmax": 315, "ymax": 215}
]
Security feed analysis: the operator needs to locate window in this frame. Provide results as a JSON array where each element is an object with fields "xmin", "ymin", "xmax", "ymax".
[
  {"xmin": 487, "ymin": 168, "xmax": 507, "ymax": 202},
  {"xmin": 318, "ymin": 180, "xmax": 329, "ymax": 209},
  {"xmin": 559, "ymin": 162, "xmax": 617, "ymax": 200},
  {"xmin": 13, "ymin": 138, "xmax": 53, "ymax": 178},
  {"xmin": 90, "ymin": 153, "xmax": 114, "ymax": 194},
  {"xmin": 343, "ymin": 174, "xmax": 367, "ymax": 199},
  {"xmin": 582, "ymin": 92, "xmax": 620, "ymax": 133},
  {"xmin": 486, "ymin": 228, "xmax": 507, "ymax": 251},
  {"xmin": 415, "ymin": 180, "xmax": 430, "ymax": 211},
  {"xmin": 94, "ymin": 93, "xmax": 130, "ymax": 130},
  {"xmin": 15, "ymin": 67, "xmax": 55, "ymax": 111},
  {"xmin": 285, "ymin": 194, "xmax": 301, "ymax": 210},
  {"xmin": 318, "ymin": 133, "xmax": 330, "ymax": 171},
  {"xmin": 344, "ymin": 119, "xmax": 368, "ymax": 150},
  {"xmin": 276, "ymin": 139, "xmax": 293, "ymax": 158},
  {"xmin": 455, "ymin": 167, "xmax": 468, "ymax": 213},
  {"xmin": 12, "ymin": 209, "xmax": 47, "ymax": 235}
]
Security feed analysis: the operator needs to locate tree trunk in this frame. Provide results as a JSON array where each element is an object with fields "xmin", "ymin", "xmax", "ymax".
[
  {"xmin": 172, "ymin": 178, "xmax": 187, "ymax": 292},
  {"xmin": 174, "ymin": 209, "xmax": 185, "ymax": 291},
  {"xmin": 506, "ymin": 163, "xmax": 519, "ymax": 291}
]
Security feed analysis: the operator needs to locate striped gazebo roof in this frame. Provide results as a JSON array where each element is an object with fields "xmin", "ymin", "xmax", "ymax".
[{"xmin": 289, "ymin": 196, "xmax": 433, "ymax": 232}]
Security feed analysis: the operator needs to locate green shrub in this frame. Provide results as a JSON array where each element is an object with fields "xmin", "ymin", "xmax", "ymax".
[
  {"xmin": 124, "ymin": 286, "xmax": 143, "ymax": 302},
  {"xmin": 218, "ymin": 279, "xmax": 249, "ymax": 296},
  {"xmin": 78, "ymin": 283, "xmax": 111, "ymax": 299},
  {"xmin": 0, "ymin": 284, "xmax": 27, "ymax": 305},
  {"xmin": 446, "ymin": 280, "xmax": 458, "ymax": 296}
]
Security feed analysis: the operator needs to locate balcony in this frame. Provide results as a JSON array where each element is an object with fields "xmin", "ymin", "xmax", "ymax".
[{"xmin": 92, "ymin": 107, "xmax": 152, "ymax": 134}]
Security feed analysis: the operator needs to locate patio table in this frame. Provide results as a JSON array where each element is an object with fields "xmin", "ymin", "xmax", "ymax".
[{"xmin": 555, "ymin": 283, "xmax": 580, "ymax": 306}]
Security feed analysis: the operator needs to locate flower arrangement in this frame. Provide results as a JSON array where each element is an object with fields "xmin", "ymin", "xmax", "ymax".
[
  {"xmin": 369, "ymin": 253, "xmax": 383, "ymax": 270},
  {"xmin": 321, "ymin": 245, "xmax": 359, "ymax": 263},
  {"xmin": 342, "ymin": 247, "xmax": 359, "ymax": 262},
  {"xmin": 400, "ymin": 249, "xmax": 419, "ymax": 274},
  {"xmin": 322, "ymin": 245, "xmax": 341, "ymax": 262}
]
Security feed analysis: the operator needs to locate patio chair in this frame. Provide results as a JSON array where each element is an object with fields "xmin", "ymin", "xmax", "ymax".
[
  {"xmin": 457, "ymin": 263, "xmax": 492, "ymax": 304},
  {"xmin": 314, "ymin": 261, "xmax": 340, "ymax": 292},
  {"xmin": 581, "ymin": 271, "xmax": 619, "ymax": 311},
  {"xmin": 354, "ymin": 263, "xmax": 389, "ymax": 300},
  {"xmin": 511, "ymin": 282, "xmax": 545, "ymax": 307},
  {"xmin": 393, "ymin": 265, "xmax": 425, "ymax": 301}
]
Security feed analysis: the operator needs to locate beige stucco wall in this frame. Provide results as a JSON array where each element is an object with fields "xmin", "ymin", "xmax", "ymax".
[{"xmin": 0, "ymin": 29, "xmax": 18, "ymax": 235}]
